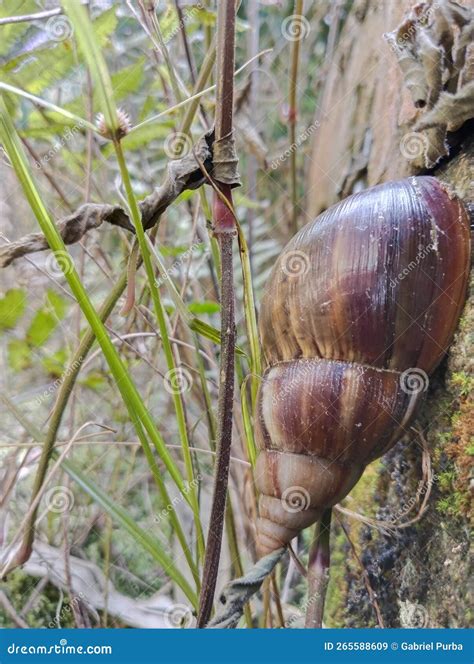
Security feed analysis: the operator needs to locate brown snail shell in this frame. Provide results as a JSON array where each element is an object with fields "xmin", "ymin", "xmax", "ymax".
[{"xmin": 255, "ymin": 176, "xmax": 470, "ymax": 555}]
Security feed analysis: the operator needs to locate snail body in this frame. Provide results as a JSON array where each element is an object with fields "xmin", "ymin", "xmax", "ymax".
[{"xmin": 255, "ymin": 176, "xmax": 470, "ymax": 555}]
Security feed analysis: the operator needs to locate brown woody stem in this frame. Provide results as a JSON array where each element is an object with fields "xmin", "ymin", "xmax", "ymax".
[
  {"xmin": 305, "ymin": 508, "xmax": 332, "ymax": 628},
  {"xmin": 197, "ymin": 0, "xmax": 237, "ymax": 628}
]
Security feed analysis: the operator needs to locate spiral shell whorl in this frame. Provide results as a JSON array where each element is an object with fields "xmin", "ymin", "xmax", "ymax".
[
  {"xmin": 254, "ymin": 359, "xmax": 413, "ymax": 554},
  {"xmin": 255, "ymin": 177, "xmax": 470, "ymax": 555},
  {"xmin": 255, "ymin": 449, "xmax": 363, "ymax": 556}
]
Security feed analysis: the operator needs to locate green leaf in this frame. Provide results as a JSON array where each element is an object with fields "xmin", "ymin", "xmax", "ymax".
[
  {"xmin": 80, "ymin": 371, "xmax": 106, "ymax": 391},
  {"xmin": 41, "ymin": 349, "xmax": 68, "ymax": 377},
  {"xmin": 111, "ymin": 57, "xmax": 145, "ymax": 101},
  {"xmin": 26, "ymin": 290, "xmax": 67, "ymax": 347},
  {"xmin": 160, "ymin": 242, "xmax": 205, "ymax": 258},
  {"xmin": 189, "ymin": 317, "xmax": 246, "ymax": 357},
  {"xmin": 0, "ymin": 82, "xmax": 95, "ymax": 132},
  {"xmin": 0, "ymin": 288, "xmax": 27, "ymax": 330},
  {"xmin": 46, "ymin": 289, "xmax": 68, "ymax": 318},
  {"xmin": 102, "ymin": 120, "xmax": 172, "ymax": 156},
  {"xmin": 26, "ymin": 309, "xmax": 57, "ymax": 347},
  {"xmin": 188, "ymin": 300, "xmax": 220, "ymax": 315},
  {"xmin": 0, "ymin": 1, "xmax": 36, "ymax": 58},
  {"xmin": 8, "ymin": 339, "xmax": 31, "ymax": 371}
]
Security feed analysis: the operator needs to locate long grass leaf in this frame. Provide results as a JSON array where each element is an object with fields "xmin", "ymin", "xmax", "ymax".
[
  {"xmin": 0, "ymin": 96, "xmax": 188, "ymax": 504},
  {"xmin": 62, "ymin": 0, "xmax": 118, "ymax": 134}
]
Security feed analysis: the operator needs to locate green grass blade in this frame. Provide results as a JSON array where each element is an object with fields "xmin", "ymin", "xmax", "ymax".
[
  {"xmin": 62, "ymin": 0, "xmax": 118, "ymax": 135},
  {"xmin": 0, "ymin": 96, "xmax": 188, "ymax": 504},
  {"xmin": 58, "ymin": 455, "xmax": 197, "ymax": 607},
  {"xmin": 113, "ymin": 141, "xmax": 205, "ymax": 560},
  {"xmin": 0, "ymin": 391, "xmax": 197, "ymax": 603},
  {"xmin": 0, "ymin": 82, "xmax": 96, "ymax": 132}
]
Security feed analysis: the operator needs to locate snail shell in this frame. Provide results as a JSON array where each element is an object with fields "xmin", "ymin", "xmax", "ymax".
[{"xmin": 255, "ymin": 176, "xmax": 470, "ymax": 555}]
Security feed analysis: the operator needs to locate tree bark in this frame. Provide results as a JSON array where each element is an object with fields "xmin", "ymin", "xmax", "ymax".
[{"xmin": 307, "ymin": 0, "xmax": 473, "ymax": 628}]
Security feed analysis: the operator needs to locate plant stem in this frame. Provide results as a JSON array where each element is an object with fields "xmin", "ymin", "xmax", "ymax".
[
  {"xmin": 114, "ymin": 139, "xmax": 205, "ymax": 560},
  {"xmin": 5, "ymin": 269, "xmax": 199, "ymax": 588},
  {"xmin": 289, "ymin": 0, "xmax": 303, "ymax": 236},
  {"xmin": 197, "ymin": 0, "xmax": 237, "ymax": 628},
  {"xmin": 305, "ymin": 508, "xmax": 332, "ymax": 628}
]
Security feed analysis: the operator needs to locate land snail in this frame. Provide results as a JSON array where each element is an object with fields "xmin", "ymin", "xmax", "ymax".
[{"xmin": 255, "ymin": 176, "xmax": 470, "ymax": 556}]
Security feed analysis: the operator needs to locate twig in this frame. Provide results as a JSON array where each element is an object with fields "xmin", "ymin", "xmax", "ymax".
[
  {"xmin": 175, "ymin": 0, "xmax": 197, "ymax": 85},
  {"xmin": 305, "ymin": 508, "xmax": 332, "ymax": 628},
  {"xmin": 1, "ymin": 422, "xmax": 97, "ymax": 578},
  {"xmin": 334, "ymin": 428, "xmax": 434, "ymax": 532},
  {"xmin": 0, "ymin": 7, "xmax": 62, "ymax": 25},
  {"xmin": 289, "ymin": 0, "xmax": 304, "ymax": 235},
  {"xmin": 245, "ymin": 0, "xmax": 260, "ymax": 271},
  {"xmin": 197, "ymin": 0, "xmax": 238, "ymax": 628},
  {"xmin": 334, "ymin": 512, "xmax": 385, "ymax": 628},
  {"xmin": 0, "ymin": 274, "xmax": 130, "ymax": 575},
  {"xmin": 0, "ymin": 132, "xmax": 214, "ymax": 267},
  {"xmin": 0, "ymin": 591, "xmax": 29, "ymax": 628}
]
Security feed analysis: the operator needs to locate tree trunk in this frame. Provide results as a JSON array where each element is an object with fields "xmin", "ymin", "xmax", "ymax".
[{"xmin": 307, "ymin": 0, "xmax": 473, "ymax": 628}]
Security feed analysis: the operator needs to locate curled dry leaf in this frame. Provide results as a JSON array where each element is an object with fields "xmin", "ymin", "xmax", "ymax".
[{"xmin": 385, "ymin": 0, "xmax": 474, "ymax": 168}]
